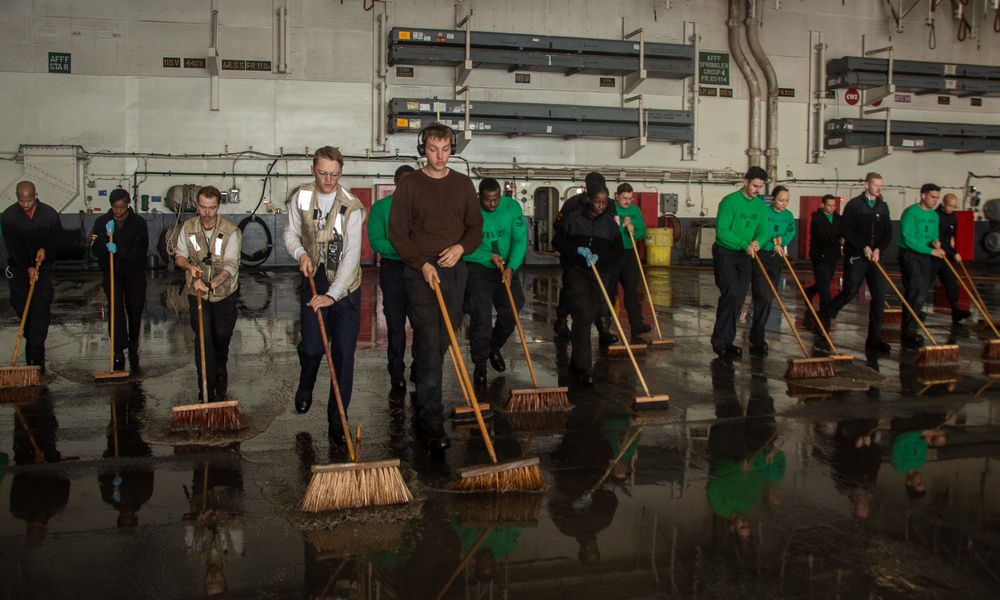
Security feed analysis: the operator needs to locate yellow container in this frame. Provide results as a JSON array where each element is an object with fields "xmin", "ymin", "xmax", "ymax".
[{"xmin": 644, "ymin": 228, "xmax": 673, "ymax": 266}]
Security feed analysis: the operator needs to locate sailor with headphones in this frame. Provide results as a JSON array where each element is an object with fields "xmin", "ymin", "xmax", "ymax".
[{"xmin": 388, "ymin": 123, "xmax": 483, "ymax": 451}]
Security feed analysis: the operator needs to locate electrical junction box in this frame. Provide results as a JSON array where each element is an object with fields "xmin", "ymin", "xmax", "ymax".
[{"xmin": 660, "ymin": 193, "xmax": 679, "ymax": 214}]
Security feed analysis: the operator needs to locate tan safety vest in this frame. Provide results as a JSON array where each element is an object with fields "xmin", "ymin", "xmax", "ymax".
[
  {"xmin": 181, "ymin": 216, "xmax": 240, "ymax": 301},
  {"xmin": 293, "ymin": 182, "xmax": 364, "ymax": 296}
]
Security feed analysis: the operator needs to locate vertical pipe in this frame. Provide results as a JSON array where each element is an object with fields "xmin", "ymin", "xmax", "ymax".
[
  {"xmin": 816, "ymin": 31, "xmax": 826, "ymax": 161},
  {"xmin": 277, "ymin": 5, "xmax": 287, "ymax": 73},
  {"xmin": 745, "ymin": 0, "xmax": 779, "ymax": 182},
  {"xmin": 728, "ymin": 0, "xmax": 762, "ymax": 169},
  {"xmin": 806, "ymin": 30, "xmax": 815, "ymax": 163}
]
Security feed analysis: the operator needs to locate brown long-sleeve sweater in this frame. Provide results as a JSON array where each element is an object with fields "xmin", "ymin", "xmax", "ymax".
[{"xmin": 387, "ymin": 168, "xmax": 483, "ymax": 271}]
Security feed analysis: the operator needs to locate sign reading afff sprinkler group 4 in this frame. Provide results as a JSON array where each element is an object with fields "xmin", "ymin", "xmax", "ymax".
[{"xmin": 699, "ymin": 51, "xmax": 730, "ymax": 86}]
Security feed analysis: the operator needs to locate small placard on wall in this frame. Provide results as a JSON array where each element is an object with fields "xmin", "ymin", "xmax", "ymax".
[
  {"xmin": 221, "ymin": 59, "xmax": 245, "ymax": 70},
  {"xmin": 777, "ymin": 88, "xmax": 795, "ymax": 98},
  {"xmin": 699, "ymin": 87, "xmax": 717, "ymax": 96},
  {"xmin": 514, "ymin": 73, "xmax": 531, "ymax": 84},
  {"xmin": 48, "ymin": 52, "xmax": 71, "ymax": 73},
  {"xmin": 599, "ymin": 77, "xmax": 616, "ymax": 88},
  {"xmin": 184, "ymin": 58, "xmax": 207, "ymax": 69},
  {"xmin": 245, "ymin": 60, "xmax": 272, "ymax": 72},
  {"xmin": 971, "ymin": 98, "xmax": 983, "ymax": 107},
  {"xmin": 163, "ymin": 57, "xmax": 181, "ymax": 68},
  {"xmin": 719, "ymin": 88, "xmax": 733, "ymax": 98},
  {"xmin": 396, "ymin": 66, "xmax": 414, "ymax": 77},
  {"xmin": 937, "ymin": 96, "xmax": 951, "ymax": 105}
]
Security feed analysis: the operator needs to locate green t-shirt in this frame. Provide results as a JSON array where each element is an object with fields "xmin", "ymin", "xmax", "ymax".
[
  {"xmin": 715, "ymin": 189, "xmax": 770, "ymax": 251},
  {"xmin": 762, "ymin": 207, "xmax": 796, "ymax": 252},
  {"xmin": 614, "ymin": 204, "xmax": 647, "ymax": 250},
  {"xmin": 706, "ymin": 449, "xmax": 786, "ymax": 518},
  {"xmin": 891, "ymin": 430, "xmax": 928, "ymax": 473},
  {"xmin": 367, "ymin": 194, "xmax": 401, "ymax": 262},
  {"xmin": 464, "ymin": 196, "xmax": 527, "ymax": 271},
  {"xmin": 450, "ymin": 519, "xmax": 521, "ymax": 559},
  {"xmin": 898, "ymin": 203, "xmax": 939, "ymax": 255}
]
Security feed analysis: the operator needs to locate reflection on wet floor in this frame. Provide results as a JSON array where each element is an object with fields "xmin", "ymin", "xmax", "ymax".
[{"xmin": 2, "ymin": 266, "xmax": 1000, "ymax": 598}]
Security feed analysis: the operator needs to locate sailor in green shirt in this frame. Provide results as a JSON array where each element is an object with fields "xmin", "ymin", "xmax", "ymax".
[
  {"xmin": 897, "ymin": 183, "xmax": 947, "ymax": 348},
  {"xmin": 463, "ymin": 178, "xmax": 528, "ymax": 386},
  {"xmin": 367, "ymin": 165, "xmax": 415, "ymax": 390},
  {"xmin": 711, "ymin": 166, "xmax": 770, "ymax": 358},
  {"xmin": 749, "ymin": 185, "xmax": 796, "ymax": 357},
  {"xmin": 606, "ymin": 183, "xmax": 652, "ymax": 339}
]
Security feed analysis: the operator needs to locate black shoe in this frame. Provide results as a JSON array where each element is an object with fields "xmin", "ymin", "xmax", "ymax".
[
  {"xmin": 553, "ymin": 317, "xmax": 571, "ymax": 338},
  {"xmin": 423, "ymin": 424, "xmax": 451, "ymax": 450},
  {"xmin": 631, "ymin": 323, "xmax": 653, "ymax": 336},
  {"xmin": 866, "ymin": 339, "xmax": 892, "ymax": 353},
  {"xmin": 597, "ymin": 321, "xmax": 619, "ymax": 346},
  {"xmin": 113, "ymin": 355, "xmax": 126, "ymax": 371},
  {"xmin": 901, "ymin": 334, "xmax": 924, "ymax": 350},
  {"xmin": 488, "ymin": 350, "xmax": 506, "ymax": 372},
  {"xmin": 473, "ymin": 364, "xmax": 488, "ymax": 386},
  {"xmin": 711, "ymin": 340, "xmax": 728, "ymax": 358},
  {"xmin": 294, "ymin": 389, "xmax": 312, "ymax": 414},
  {"xmin": 952, "ymin": 308, "xmax": 972, "ymax": 323},
  {"xmin": 569, "ymin": 363, "xmax": 594, "ymax": 384},
  {"xmin": 725, "ymin": 344, "xmax": 743, "ymax": 358},
  {"xmin": 817, "ymin": 311, "xmax": 832, "ymax": 332},
  {"xmin": 390, "ymin": 371, "xmax": 407, "ymax": 389},
  {"xmin": 749, "ymin": 343, "xmax": 768, "ymax": 358},
  {"xmin": 328, "ymin": 424, "xmax": 347, "ymax": 445}
]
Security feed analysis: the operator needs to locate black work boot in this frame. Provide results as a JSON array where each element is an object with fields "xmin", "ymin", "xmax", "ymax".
[
  {"xmin": 596, "ymin": 319, "xmax": 619, "ymax": 346},
  {"xmin": 128, "ymin": 342, "xmax": 140, "ymax": 371}
]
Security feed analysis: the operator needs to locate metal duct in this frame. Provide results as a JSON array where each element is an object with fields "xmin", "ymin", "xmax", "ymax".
[
  {"xmin": 745, "ymin": 1, "xmax": 779, "ymax": 184},
  {"xmin": 728, "ymin": 0, "xmax": 762, "ymax": 169}
]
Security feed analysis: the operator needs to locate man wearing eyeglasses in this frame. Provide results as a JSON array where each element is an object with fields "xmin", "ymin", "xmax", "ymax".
[{"xmin": 283, "ymin": 146, "xmax": 366, "ymax": 445}]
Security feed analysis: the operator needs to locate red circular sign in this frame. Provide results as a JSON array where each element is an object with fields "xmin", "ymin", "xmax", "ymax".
[{"xmin": 844, "ymin": 89, "xmax": 860, "ymax": 105}]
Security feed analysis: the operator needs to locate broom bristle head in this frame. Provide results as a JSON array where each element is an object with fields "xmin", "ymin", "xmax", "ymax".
[
  {"xmin": 94, "ymin": 370, "xmax": 129, "ymax": 381},
  {"xmin": 650, "ymin": 338, "xmax": 675, "ymax": 347},
  {"xmin": 0, "ymin": 366, "xmax": 44, "ymax": 388},
  {"xmin": 785, "ymin": 357, "xmax": 837, "ymax": 379},
  {"xmin": 452, "ymin": 458, "xmax": 545, "ymax": 492},
  {"xmin": 503, "ymin": 410, "xmax": 570, "ymax": 432},
  {"xmin": 452, "ymin": 492, "xmax": 543, "ymax": 527},
  {"xmin": 915, "ymin": 345, "xmax": 961, "ymax": 367},
  {"xmin": 504, "ymin": 387, "xmax": 571, "ymax": 413},
  {"xmin": 883, "ymin": 309, "xmax": 903, "ymax": 325},
  {"xmin": 633, "ymin": 394, "xmax": 670, "ymax": 410},
  {"xmin": 982, "ymin": 340, "xmax": 1000, "ymax": 361},
  {"xmin": 602, "ymin": 344, "xmax": 647, "ymax": 359},
  {"xmin": 301, "ymin": 463, "xmax": 412, "ymax": 512}
]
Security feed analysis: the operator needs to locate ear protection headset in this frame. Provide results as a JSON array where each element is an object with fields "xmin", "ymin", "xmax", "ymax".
[{"xmin": 417, "ymin": 124, "xmax": 457, "ymax": 156}]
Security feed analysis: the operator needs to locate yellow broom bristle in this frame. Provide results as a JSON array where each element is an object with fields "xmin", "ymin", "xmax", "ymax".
[
  {"xmin": 915, "ymin": 345, "xmax": 961, "ymax": 367},
  {"xmin": 169, "ymin": 409, "xmax": 207, "ymax": 432},
  {"xmin": 452, "ymin": 458, "xmax": 545, "ymax": 492},
  {"xmin": 981, "ymin": 340, "xmax": 1000, "ymax": 361},
  {"xmin": 603, "ymin": 344, "xmax": 647, "ymax": 358},
  {"xmin": 452, "ymin": 492, "xmax": 543, "ymax": 526},
  {"xmin": 0, "ymin": 366, "xmax": 44, "ymax": 388},
  {"xmin": 504, "ymin": 387, "xmax": 571, "ymax": 413},
  {"xmin": 650, "ymin": 338, "xmax": 675, "ymax": 347},
  {"xmin": 785, "ymin": 358, "xmax": 836, "ymax": 379},
  {"xmin": 301, "ymin": 461, "xmax": 412, "ymax": 512},
  {"xmin": 94, "ymin": 370, "xmax": 129, "ymax": 382},
  {"xmin": 883, "ymin": 309, "xmax": 903, "ymax": 325}
]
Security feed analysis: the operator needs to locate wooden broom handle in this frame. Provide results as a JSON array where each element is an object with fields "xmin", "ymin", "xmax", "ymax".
[
  {"xmin": 196, "ymin": 292, "xmax": 211, "ymax": 404},
  {"xmin": 943, "ymin": 258, "xmax": 1000, "ymax": 340},
  {"xmin": 11, "ymin": 256, "xmax": 43, "ymax": 367},
  {"xmin": 432, "ymin": 278, "xmax": 497, "ymax": 464},
  {"xmin": 959, "ymin": 260, "xmax": 995, "ymax": 324},
  {"xmin": 584, "ymin": 426, "xmax": 644, "ymax": 498},
  {"xmin": 590, "ymin": 262, "xmax": 652, "ymax": 397},
  {"xmin": 108, "ymin": 229, "xmax": 117, "ymax": 370},
  {"xmin": 434, "ymin": 527, "xmax": 493, "ymax": 600},
  {"xmin": 307, "ymin": 274, "xmax": 355, "ymax": 462},
  {"xmin": 753, "ymin": 252, "xmax": 810, "ymax": 357},
  {"xmin": 499, "ymin": 262, "xmax": 540, "ymax": 388},
  {"xmin": 779, "ymin": 253, "xmax": 839, "ymax": 354},
  {"xmin": 872, "ymin": 260, "xmax": 938, "ymax": 345},
  {"xmin": 628, "ymin": 229, "xmax": 663, "ymax": 339},
  {"xmin": 447, "ymin": 343, "xmax": 471, "ymax": 402}
]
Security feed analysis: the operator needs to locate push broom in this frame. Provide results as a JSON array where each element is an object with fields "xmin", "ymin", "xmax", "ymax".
[
  {"xmin": 628, "ymin": 230, "xmax": 674, "ymax": 348},
  {"xmin": 591, "ymin": 263, "xmax": 670, "ymax": 409},
  {"xmin": 883, "ymin": 301, "xmax": 903, "ymax": 326},
  {"xmin": 500, "ymin": 263, "xmax": 570, "ymax": 413},
  {"xmin": 169, "ymin": 291, "xmax": 246, "ymax": 432},
  {"xmin": 779, "ymin": 253, "xmax": 853, "ymax": 362},
  {"xmin": 941, "ymin": 259, "xmax": 1000, "ymax": 360},
  {"xmin": 1, "ymin": 256, "xmax": 45, "ymax": 388},
  {"xmin": 301, "ymin": 273, "xmax": 412, "ymax": 511},
  {"xmin": 95, "ymin": 230, "xmax": 130, "ymax": 381},
  {"xmin": 432, "ymin": 279, "xmax": 544, "ymax": 493},
  {"xmin": 873, "ymin": 261, "xmax": 959, "ymax": 366},
  {"xmin": 753, "ymin": 253, "xmax": 836, "ymax": 379}
]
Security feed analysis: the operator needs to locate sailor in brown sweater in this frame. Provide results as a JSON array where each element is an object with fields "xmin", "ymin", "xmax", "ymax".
[{"xmin": 388, "ymin": 123, "xmax": 484, "ymax": 450}]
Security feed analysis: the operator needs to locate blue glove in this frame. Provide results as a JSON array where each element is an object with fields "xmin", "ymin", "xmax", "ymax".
[
  {"xmin": 576, "ymin": 246, "xmax": 598, "ymax": 267},
  {"xmin": 105, "ymin": 220, "xmax": 115, "ymax": 235},
  {"xmin": 106, "ymin": 242, "xmax": 117, "ymax": 253}
]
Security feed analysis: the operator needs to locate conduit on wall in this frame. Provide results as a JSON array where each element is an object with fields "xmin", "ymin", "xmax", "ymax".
[
  {"xmin": 728, "ymin": 0, "xmax": 762, "ymax": 170},
  {"xmin": 745, "ymin": 0, "xmax": 779, "ymax": 184}
]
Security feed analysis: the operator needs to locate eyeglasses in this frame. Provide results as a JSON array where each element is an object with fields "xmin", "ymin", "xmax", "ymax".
[{"xmin": 314, "ymin": 170, "xmax": 341, "ymax": 180}]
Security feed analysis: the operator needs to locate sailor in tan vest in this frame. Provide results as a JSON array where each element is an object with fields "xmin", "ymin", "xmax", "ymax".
[
  {"xmin": 283, "ymin": 146, "xmax": 365, "ymax": 444},
  {"xmin": 174, "ymin": 186, "xmax": 242, "ymax": 401}
]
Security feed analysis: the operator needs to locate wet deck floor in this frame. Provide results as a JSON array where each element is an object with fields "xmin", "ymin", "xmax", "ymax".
[{"xmin": 2, "ymin": 265, "xmax": 1000, "ymax": 599}]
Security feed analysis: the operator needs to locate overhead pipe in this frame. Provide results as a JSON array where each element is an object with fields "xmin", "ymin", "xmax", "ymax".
[
  {"xmin": 744, "ymin": 0, "xmax": 779, "ymax": 183},
  {"xmin": 727, "ymin": 0, "xmax": 762, "ymax": 169}
]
